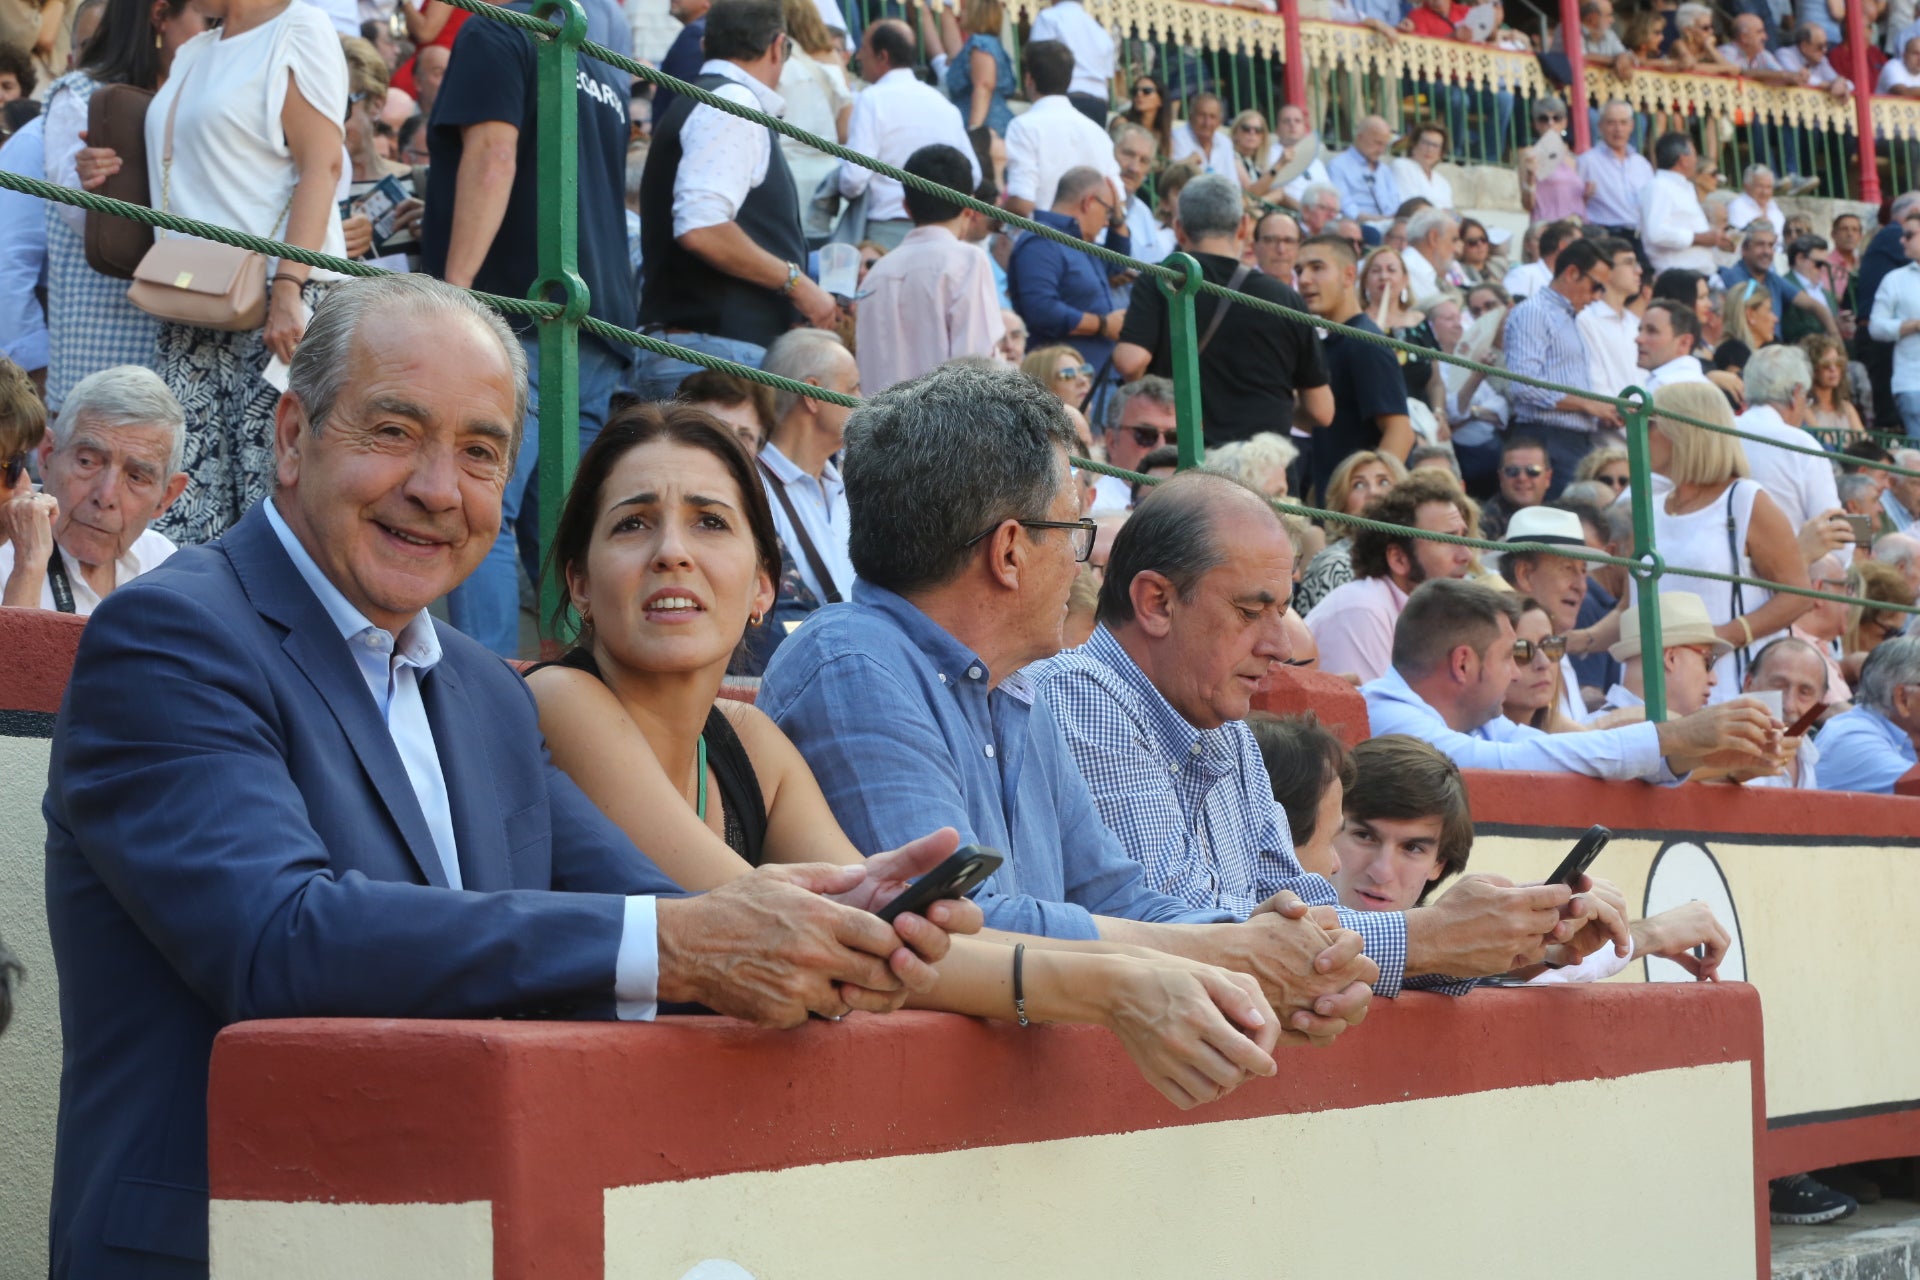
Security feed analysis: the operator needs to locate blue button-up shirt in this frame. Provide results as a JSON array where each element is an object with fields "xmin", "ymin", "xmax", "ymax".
[
  {"xmin": 1576, "ymin": 143, "xmax": 1655, "ymax": 230},
  {"xmin": 1503, "ymin": 284, "xmax": 1601, "ymax": 434},
  {"xmin": 1006, "ymin": 207, "xmax": 1123, "ymax": 371},
  {"xmin": 1035, "ymin": 626, "xmax": 1469, "ymax": 997},
  {"xmin": 1816, "ymin": 703, "xmax": 1918, "ymax": 794},
  {"xmin": 1718, "ymin": 263, "xmax": 1804, "ymax": 320},
  {"xmin": 0, "ymin": 116, "xmax": 49, "ymax": 373},
  {"xmin": 759, "ymin": 582, "xmax": 1233, "ymax": 939},
  {"xmin": 1326, "ymin": 145, "xmax": 1403, "ymax": 221}
]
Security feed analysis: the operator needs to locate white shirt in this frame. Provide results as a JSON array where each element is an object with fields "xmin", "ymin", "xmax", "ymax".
[
  {"xmin": 854, "ymin": 225, "xmax": 1004, "ymax": 392},
  {"xmin": 1747, "ymin": 732, "xmax": 1819, "ymax": 788},
  {"xmin": 0, "ymin": 522, "xmax": 175, "ymax": 614},
  {"xmin": 837, "ymin": 68, "xmax": 979, "ymax": 223},
  {"xmin": 1733, "ymin": 403, "xmax": 1842, "ymax": 531},
  {"xmin": 1642, "ymin": 353, "xmax": 1709, "ymax": 390},
  {"xmin": 1028, "ymin": 0, "xmax": 1115, "ymax": 99},
  {"xmin": 1390, "ymin": 157, "xmax": 1453, "ymax": 210},
  {"xmin": 1578, "ymin": 298, "xmax": 1640, "ymax": 398},
  {"xmin": 1004, "ymin": 94, "xmax": 1121, "ymax": 209},
  {"xmin": 1502, "ymin": 259, "xmax": 1552, "ymax": 300},
  {"xmin": 759, "ymin": 440, "xmax": 855, "ymax": 603},
  {"xmin": 146, "ymin": 10, "xmax": 349, "ymax": 267},
  {"xmin": 673, "ymin": 60, "xmax": 786, "ymax": 239},
  {"xmin": 1886, "ymin": 486, "xmax": 1918, "ymax": 533},
  {"xmin": 1775, "ymin": 45, "xmax": 1849, "ymax": 90},
  {"xmin": 1305, "ymin": 574, "xmax": 1408, "ymax": 685},
  {"xmin": 1725, "ymin": 193, "xmax": 1784, "ymax": 238},
  {"xmin": 1403, "ymin": 246, "xmax": 1444, "ymax": 303},
  {"xmin": 298, "ymin": 0, "xmax": 360, "ymax": 34},
  {"xmin": 1557, "ymin": 653, "xmax": 1585, "ymax": 725},
  {"xmin": 1169, "ymin": 123, "xmax": 1238, "ymax": 180},
  {"xmin": 1125, "ymin": 192, "xmax": 1176, "ymax": 264},
  {"xmin": 1870, "ymin": 261, "xmax": 1920, "ymax": 393},
  {"xmin": 1088, "ymin": 472, "xmax": 1133, "ymax": 516},
  {"xmin": 1279, "ymin": 154, "xmax": 1331, "ymax": 205},
  {"xmin": 1641, "ymin": 169, "xmax": 1718, "ymax": 276},
  {"xmin": 1879, "ymin": 57, "xmax": 1920, "ymax": 94}
]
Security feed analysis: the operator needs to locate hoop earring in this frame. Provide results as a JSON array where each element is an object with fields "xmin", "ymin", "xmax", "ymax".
[{"xmin": 749, "ymin": 610, "xmax": 764, "ymax": 627}]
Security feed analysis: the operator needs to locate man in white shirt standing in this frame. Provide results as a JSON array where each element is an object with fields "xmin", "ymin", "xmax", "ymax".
[
  {"xmin": 1170, "ymin": 92, "xmax": 1237, "ymax": 180},
  {"xmin": 1867, "ymin": 210, "xmax": 1920, "ymax": 439},
  {"xmin": 0, "ymin": 366, "xmax": 184, "ymax": 615},
  {"xmin": 1735, "ymin": 344, "xmax": 1844, "ymax": 533},
  {"xmin": 758, "ymin": 329, "xmax": 860, "ymax": 607},
  {"xmin": 1642, "ymin": 132, "xmax": 1734, "ymax": 275},
  {"xmin": 1636, "ymin": 299, "xmax": 1711, "ymax": 390},
  {"xmin": 1401, "ymin": 207, "xmax": 1458, "ymax": 303},
  {"xmin": 855, "ymin": 144, "xmax": 1005, "ymax": 393},
  {"xmin": 1577, "ymin": 100, "xmax": 1654, "ymax": 236},
  {"xmin": 1027, "ymin": 0, "xmax": 1114, "ymax": 123},
  {"xmin": 837, "ymin": 19, "xmax": 980, "ymax": 250},
  {"xmin": 1003, "ymin": 40, "xmax": 1122, "ymax": 218},
  {"xmin": 1577, "ymin": 236, "xmax": 1642, "ymax": 397}
]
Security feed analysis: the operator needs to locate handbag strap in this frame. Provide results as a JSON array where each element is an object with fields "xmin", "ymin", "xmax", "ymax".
[
  {"xmin": 758, "ymin": 458, "xmax": 844, "ymax": 605},
  {"xmin": 1197, "ymin": 263, "xmax": 1253, "ymax": 355},
  {"xmin": 1724, "ymin": 481, "xmax": 1749, "ymax": 681}
]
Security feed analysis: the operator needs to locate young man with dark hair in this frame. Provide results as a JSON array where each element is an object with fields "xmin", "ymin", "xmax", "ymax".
[
  {"xmin": 1503, "ymin": 236, "xmax": 1622, "ymax": 492},
  {"xmin": 1295, "ymin": 232, "xmax": 1413, "ymax": 501},
  {"xmin": 855, "ymin": 144, "xmax": 1004, "ymax": 392},
  {"xmin": 837, "ymin": 19, "xmax": 978, "ymax": 249},
  {"xmin": 1002, "ymin": 39, "xmax": 1121, "ymax": 218},
  {"xmin": 1635, "ymin": 298, "xmax": 1708, "ymax": 389}
]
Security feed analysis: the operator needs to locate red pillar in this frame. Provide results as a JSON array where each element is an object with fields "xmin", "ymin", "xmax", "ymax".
[
  {"xmin": 1848, "ymin": 0, "xmax": 1882, "ymax": 205},
  {"xmin": 1282, "ymin": 0, "xmax": 1307, "ymax": 116},
  {"xmin": 1562, "ymin": 0, "xmax": 1591, "ymax": 151}
]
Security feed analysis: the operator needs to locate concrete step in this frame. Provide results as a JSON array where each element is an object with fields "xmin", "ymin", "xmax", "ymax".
[{"xmin": 1774, "ymin": 1199, "xmax": 1920, "ymax": 1280}]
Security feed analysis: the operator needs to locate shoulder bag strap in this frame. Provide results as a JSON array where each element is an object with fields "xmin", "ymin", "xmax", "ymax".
[
  {"xmin": 1196, "ymin": 262, "xmax": 1253, "ymax": 356},
  {"xmin": 1725, "ymin": 482, "xmax": 1748, "ymax": 681},
  {"xmin": 758, "ymin": 457, "xmax": 844, "ymax": 605},
  {"xmin": 155, "ymin": 45, "xmax": 197, "ymax": 223}
]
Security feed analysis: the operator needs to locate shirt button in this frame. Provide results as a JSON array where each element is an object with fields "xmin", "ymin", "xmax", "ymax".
[
  {"xmin": 984, "ymin": 744, "xmax": 996, "ymax": 759},
  {"xmin": 938, "ymin": 673, "xmax": 948, "ymax": 683},
  {"xmin": 968, "ymin": 666, "xmax": 983, "ymax": 680},
  {"xmin": 1189, "ymin": 743, "xmax": 1202, "ymax": 755}
]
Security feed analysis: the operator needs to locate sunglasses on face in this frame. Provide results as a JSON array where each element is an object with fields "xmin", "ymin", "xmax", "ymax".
[
  {"xmin": 1513, "ymin": 635, "xmax": 1569, "ymax": 663},
  {"xmin": 1054, "ymin": 364, "xmax": 1096, "ymax": 381},
  {"xmin": 1462, "ymin": 236, "xmax": 1487, "ymax": 248},
  {"xmin": 1133, "ymin": 84, "xmax": 1159, "ymax": 96},
  {"xmin": 1236, "ymin": 123, "xmax": 1265, "ymax": 133},
  {"xmin": 1536, "ymin": 113, "xmax": 1567, "ymax": 124},
  {"xmin": 1124, "ymin": 425, "xmax": 1178, "ymax": 449},
  {"xmin": 1597, "ymin": 473, "xmax": 1629, "ymax": 489},
  {"xmin": 1503, "ymin": 464, "xmax": 1546, "ymax": 479}
]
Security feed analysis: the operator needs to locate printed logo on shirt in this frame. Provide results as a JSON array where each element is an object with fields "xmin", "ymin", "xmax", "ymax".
[{"xmin": 577, "ymin": 66, "xmax": 626, "ymax": 118}]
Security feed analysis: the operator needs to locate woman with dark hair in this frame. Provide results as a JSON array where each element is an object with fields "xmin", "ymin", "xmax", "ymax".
[
  {"xmin": 40, "ymin": 0, "xmax": 200, "ymax": 418},
  {"xmin": 1245, "ymin": 713, "xmax": 1354, "ymax": 879},
  {"xmin": 523, "ymin": 401, "xmax": 1284, "ymax": 1111},
  {"xmin": 1120, "ymin": 71, "xmax": 1174, "ymax": 160}
]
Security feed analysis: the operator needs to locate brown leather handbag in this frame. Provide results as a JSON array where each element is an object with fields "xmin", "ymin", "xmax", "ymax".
[{"xmin": 81, "ymin": 83, "xmax": 155, "ymax": 279}]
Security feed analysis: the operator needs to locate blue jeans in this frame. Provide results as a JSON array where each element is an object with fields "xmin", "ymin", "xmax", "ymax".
[
  {"xmin": 1894, "ymin": 390, "xmax": 1920, "ymax": 443},
  {"xmin": 446, "ymin": 332, "xmax": 627, "ymax": 657},
  {"xmin": 632, "ymin": 331, "xmax": 768, "ymax": 403}
]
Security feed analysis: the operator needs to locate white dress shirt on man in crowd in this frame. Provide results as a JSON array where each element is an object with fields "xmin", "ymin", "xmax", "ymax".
[
  {"xmin": 1169, "ymin": 121, "xmax": 1239, "ymax": 180},
  {"xmin": 854, "ymin": 224, "xmax": 1005, "ymax": 392},
  {"xmin": 1028, "ymin": 0, "xmax": 1115, "ymax": 100},
  {"xmin": 1578, "ymin": 296, "xmax": 1640, "ymax": 399},
  {"xmin": 1641, "ymin": 168, "xmax": 1719, "ymax": 275},
  {"xmin": 1643, "ymin": 353, "xmax": 1710, "ymax": 390},
  {"xmin": 672, "ymin": 60, "xmax": 787, "ymax": 238},
  {"xmin": 1735, "ymin": 402, "xmax": 1842, "ymax": 532},
  {"xmin": 1004, "ymin": 93, "xmax": 1123, "ymax": 211},
  {"xmin": 838, "ymin": 66, "xmax": 979, "ymax": 226}
]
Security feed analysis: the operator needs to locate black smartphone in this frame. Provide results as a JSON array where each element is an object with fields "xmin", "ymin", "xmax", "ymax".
[
  {"xmin": 874, "ymin": 845, "xmax": 1003, "ymax": 924},
  {"xmin": 1545, "ymin": 825, "xmax": 1610, "ymax": 888}
]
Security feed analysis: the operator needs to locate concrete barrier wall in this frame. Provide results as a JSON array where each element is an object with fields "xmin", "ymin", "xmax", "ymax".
[{"xmin": 205, "ymin": 989, "xmax": 1766, "ymax": 1280}]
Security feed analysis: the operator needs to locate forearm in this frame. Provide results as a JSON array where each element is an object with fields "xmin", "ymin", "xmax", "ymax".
[
  {"xmin": 3, "ymin": 560, "xmax": 46, "ymax": 608},
  {"xmin": 1719, "ymin": 593, "xmax": 1813, "ymax": 646},
  {"xmin": 276, "ymin": 153, "xmax": 344, "ymax": 278},
  {"xmin": 443, "ymin": 145, "xmax": 517, "ymax": 287},
  {"xmin": 679, "ymin": 222, "xmax": 792, "ymax": 291},
  {"xmin": 906, "ymin": 936, "xmax": 1128, "ymax": 1025}
]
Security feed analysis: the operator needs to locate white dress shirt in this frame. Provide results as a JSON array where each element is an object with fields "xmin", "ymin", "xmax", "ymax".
[
  {"xmin": 1502, "ymin": 259, "xmax": 1552, "ymax": 300},
  {"xmin": 759, "ymin": 441, "xmax": 856, "ymax": 603},
  {"xmin": 1885, "ymin": 487, "xmax": 1918, "ymax": 534},
  {"xmin": 0, "ymin": 522, "xmax": 176, "ymax": 615},
  {"xmin": 263, "ymin": 499, "xmax": 659, "ymax": 1018},
  {"xmin": 1169, "ymin": 122, "xmax": 1239, "ymax": 180},
  {"xmin": 1879, "ymin": 58, "xmax": 1920, "ymax": 94},
  {"xmin": 1403, "ymin": 246, "xmax": 1442, "ymax": 302},
  {"xmin": 837, "ymin": 68, "xmax": 979, "ymax": 223},
  {"xmin": 1279, "ymin": 155, "xmax": 1331, "ymax": 205},
  {"xmin": 1028, "ymin": 0, "xmax": 1115, "ymax": 99},
  {"xmin": 1868, "ymin": 261, "xmax": 1920, "ymax": 394},
  {"xmin": 1390, "ymin": 157, "xmax": 1454, "ymax": 210},
  {"xmin": 1641, "ymin": 169, "xmax": 1718, "ymax": 275},
  {"xmin": 1578, "ymin": 298, "xmax": 1640, "ymax": 397},
  {"xmin": 673, "ymin": 59, "xmax": 787, "ymax": 239},
  {"xmin": 1004, "ymin": 94, "xmax": 1121, "ymax": 209},
  {"xmin": 1642, "ymin": 353, "xmax": 1709, "ymax": 390},
  {"xmin": 1125, "ymin": 192, "xmax": 1176, "ymax": 264},
  {"xmin": 1088, "ymin": 472, "xmax": 1133, "ymax": 516},
  {"xmin": 855, "ymin": 224, "xmax": 1005, "ymax": 391},
  {"xmin": 1733, "ymin": 403, "xmax": 1841, "ymax": 531},
  {"xmin": 1725, "ymin": 193, "xmax": 1784, "ymax": 238}
]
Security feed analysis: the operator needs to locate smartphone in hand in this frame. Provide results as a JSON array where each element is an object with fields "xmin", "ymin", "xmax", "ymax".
[{"xmin": 874, "ymin": 846, "xmax": 1003, "ymax": 924}]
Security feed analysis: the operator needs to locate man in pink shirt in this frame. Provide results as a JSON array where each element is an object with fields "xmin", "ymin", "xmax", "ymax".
[
  {"xmin": 1305, "ymin": 470, "xmax": 1475, "ymax": 683},
  {"xmin": 855, "ymin": 144, "xmax": 1006, "ymax": 394}
]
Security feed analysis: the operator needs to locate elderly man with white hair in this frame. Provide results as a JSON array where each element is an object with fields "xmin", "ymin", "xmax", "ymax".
[
  {"xmin": 1401, "ymin": 207, "xmax": 1459, "ymax": 303},
  {"xmin": 1874, "ymin": 531, "xmax": 1920, "ymax": 597},
  {"xmin": 1734, "ymin": 344, "xmax": 1845, "ymax": 533},
  {"xmin": 1327, "ymin": 116, "xmax": 1402, "ymax": 222},
  {"xmin": 1726, "ymin": 165, "xmax": 1788, "ymax": 237},
  {"xmin": 1818, "ymin": 635, "xmax": 1920, "ymax": 793},
  {"xmin": 1, "ymin": 365, "xmax": 187, "ymax": 614},
  {"xmin": 1298, "ymin": 182, "xmax": 1344, "ymax": 236}
]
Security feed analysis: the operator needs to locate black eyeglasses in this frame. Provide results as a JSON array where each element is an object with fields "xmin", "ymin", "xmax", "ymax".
[
  {"xmin": 1513, "ymin": 635, "xmax": 1569, "ymax": 663},
  {"xmin": 1124, "ymin": 425, "xmax": 1178, "ymax": 449},
  {"xmin": 1502, "ymin": 464, "xmax": 1546, "ymax": 479},
  {"xmin": 964, "ymin": 517, "xmax": 1098, "ymax": 562},
  {"xmin": 1536, "ymin": 112, "xmax": 1567, "ymax": 124}
]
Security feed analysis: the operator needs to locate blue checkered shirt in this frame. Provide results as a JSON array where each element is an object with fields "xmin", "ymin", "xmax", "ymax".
[{"xmin": 1035, "ymin": 626, "xmax": 1473, "ymax": 998}]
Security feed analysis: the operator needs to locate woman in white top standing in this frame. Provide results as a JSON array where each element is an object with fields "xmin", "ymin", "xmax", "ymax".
[
  {"xmin": 138, "ymin": 0, "xmax": 346, "ymax": 544},
  {"xmin": 1637, "ymin": 381, "xmax": 1812, "ymax": 700},
  {"xmin": 778, "ymin": 0, "xmax": 851, "ymax": 240}
]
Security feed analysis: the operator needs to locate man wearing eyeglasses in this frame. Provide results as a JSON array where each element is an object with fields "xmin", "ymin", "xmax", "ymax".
[
  {"xmin": 1327, "ymin": 115, "xmax": 1403, "ymax": 223},
  {"xmin": 1503, "ymin": 237, "xmax": 1622, "ymax": 492},
  {"xmin": 1089, "ymin": 377, "xmax": 1178, "ymax": 515},
  {"xmin": 1006, "ymin": 165, "xmax": 1129, "ymax": 401},
  {"xmin": 1475, "ymin": 437, "xmax": 1552, "ymax": 541}
]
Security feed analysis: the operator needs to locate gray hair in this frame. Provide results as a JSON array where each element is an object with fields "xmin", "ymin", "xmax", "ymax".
[
  {"xmin": 1113, "ymin": 121, "xmax": 1155, "ymax": 151},
  {"xmin": 1407, "ymin": 441, "xmax": 1461, "ymax": 478},
  {"xmin": 1742, "ymin": 343, "xmax": 1812, "ymax": 408},
  {"xmin": 1891, "ymin": 191, "xmax": 1920, "ymax": 224},
  {"xmin": 1675, "ymin": 2, "xmax": 1712, "ymax": 27},
  {"xmin": 56, "ymin": 366, "xmax": 187, "ymax": 475},
  {"xmin": 762, "ymin": 329, "xmax": 852, "ymax": 424},
  {"xmin": 1602, "ymin": 499, "xmax": 1634, "ymax": 548},
  {"xmin": 1532, "ymin": 94, "xmax": 1569, "ymax": 120},
  {"xmin": 1054, "ymin": 165, "xmax": 1108, "ymax": 208},
  {"xmin": 1748, "ymin": 635, "xmax": 1829, "ymax": 694},
  {"xmin": 1560, "ymin": 479, "xmax": 1616, "ymax": 509},
  {"xmin": 1742, "ymin": 163, "xmax": 1775, "ymax": 187},
  {"xmin": 1875, "ymin": 531, "xmax": 1920, "ymax": 568},
  {"xmin": 1406, "ymin": 206, "xmax": 1456, "ymax": 248},
  {"xmin": 1598, "ymin": 97, "xmax": 1633, "ymax": 120},
  {"xmin": 1301, "ymin": 182, "xmax": 1341, "ymax": 211},
  {"xmin": 1177, "ymin": 173, "xmax": 1245, "ymax": 240},
  {"xmin": 1109, "ymin": 375, "xmax": 1176, "ymax": 432},
  {"xmin": 1839, "ymin": 473, "xmax": 1880, "ymax": 508},
  {"xmin": 289, "ymin": 274, "xmax": 529, "ymax": 457},
  {"xmin": 843, "ymin": 362, "xmax": 1077, "ymax": 592},
  {"xmin": 1855, "ymin": 634, "xmax": 1920, "ymax": 714},
  {"xmin": 1096, "ymin": 470, "xmax": 1270, "ymax": 626}
]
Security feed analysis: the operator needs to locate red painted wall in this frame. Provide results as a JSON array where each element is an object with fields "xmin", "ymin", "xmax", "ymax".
[{"xmin": 0, "ymin": 607, "xmax": 83, "ymax": 716}]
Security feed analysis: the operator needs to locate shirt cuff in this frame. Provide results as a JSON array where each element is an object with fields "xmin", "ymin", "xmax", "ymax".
[{"xmin": 613, "ymin": 894, "xmax": 659, "ymax": 1021}]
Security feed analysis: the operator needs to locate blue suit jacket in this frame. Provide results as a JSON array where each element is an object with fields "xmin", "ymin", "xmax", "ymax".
[{"xmin": 43, "ymin": 505, "xmax": 684, "ymax": 1278}]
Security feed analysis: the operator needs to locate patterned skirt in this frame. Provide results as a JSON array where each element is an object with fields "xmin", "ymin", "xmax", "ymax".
[{"xmin": 153, "ymin": 280, "xmax": 328, "ymax": 546}]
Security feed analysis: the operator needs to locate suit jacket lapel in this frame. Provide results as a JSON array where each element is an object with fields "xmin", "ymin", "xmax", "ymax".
[
  {"xmin": 422, "ymin": 656, "xmax": 509, "ymax": 892},
  {"xmin": 223, "ymin": 504, "xmax": 451, "ymax": 889}
]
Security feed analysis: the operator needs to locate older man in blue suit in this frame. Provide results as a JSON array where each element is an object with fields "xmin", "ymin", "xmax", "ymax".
[{"xmin": 42, "ymin": 274, "xmax": 974, "ymax": 1278}]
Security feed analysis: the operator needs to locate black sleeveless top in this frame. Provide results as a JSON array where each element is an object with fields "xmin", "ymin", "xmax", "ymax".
[{"xmin": 528, "ymin": 650, "xmax": 770, "ymax": 866}]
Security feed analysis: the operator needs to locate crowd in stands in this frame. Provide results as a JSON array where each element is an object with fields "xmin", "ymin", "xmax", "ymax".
[{"xmin": 9, "ymin": 0, "xmax": 1920, "ymax": 1262}]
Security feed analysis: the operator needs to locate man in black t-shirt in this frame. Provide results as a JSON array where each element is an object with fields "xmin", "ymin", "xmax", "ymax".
[
  {"xmin": 421, "ymin": 6, "xmax": 635, "ymax": 657},
  {"xmin": 1294, "ymin": 232, "xmax": 1414, "ymax": 504},
  {"xmin": 1113, "ymin": 174, "xmax": 1331, "ymax": 446}
]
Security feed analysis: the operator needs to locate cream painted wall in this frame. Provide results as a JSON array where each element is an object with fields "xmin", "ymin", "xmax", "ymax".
[
  {"xmin": 603, "ymin": 1064, "xmax": 1756, "ymax": 1280},
  {"xmin": 211, "ymin": 1201, "xmax": 493, "ymax": 1280},
  {"xmin": 0, "ymin": 734, "xmax": 57, "ymax": 1280}
]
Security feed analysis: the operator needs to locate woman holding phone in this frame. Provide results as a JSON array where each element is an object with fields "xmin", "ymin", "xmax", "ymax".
[{"xmin": 525, "ymin": 401, "xmax": 1284, "ymax": 1110}]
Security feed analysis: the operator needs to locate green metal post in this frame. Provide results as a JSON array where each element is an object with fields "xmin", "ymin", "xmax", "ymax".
[
  {"xmin": 1159, "ymin": 252, "xmax": 1206, "ymax": 470},
  {"xmin": 1621, "ymin": 387, "xmax": 1667, "ymax": 722},
  {"xmin": 533, "ymin": 0, "xmax": 591, "ymax": 643}
]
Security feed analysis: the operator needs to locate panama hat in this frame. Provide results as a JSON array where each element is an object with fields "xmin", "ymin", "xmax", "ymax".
[
  {"xmin": 1502, "ymin": 506, "xmax": 1587, "ymax": 547},
  {"xmin": 1609, "ymin": 592, "xmax": 1736, "ymax": 662}
]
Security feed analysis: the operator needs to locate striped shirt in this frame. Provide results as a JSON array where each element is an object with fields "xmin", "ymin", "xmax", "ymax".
[{"xmin": 1502, "ymin": 284, "xmax": 1601, "ymax": 434}]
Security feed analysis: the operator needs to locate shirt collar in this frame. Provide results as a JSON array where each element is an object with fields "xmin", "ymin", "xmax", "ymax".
[
  {"xmin": 1652, "ymin": 354, "xmax": 1702, "ymax": 378},
  {"xmin": 1082, "ymin": 624, "xmax": 1228, "ymax": 771},
  {"xmin": 1740, "ymin": 403, "xmax": 1786, "ymax": 433},
  {"xmin": 1606, "ymin": 683, "xmax": 1644, "ymax": 709},
  {"xmin": 901, "ymin": 224, "xmax": 960, "ymax": 248},
  {"xmin": 851, "ymin": 579, "xmax": 998, "ymax": 688},
  {"xmin": 1032, "ymin": 207, "xmax": 1086, "ymax": 240},
  {"xmin": 264, "ymin": 497, "xmax": 442, "ymax": 671},
  {"xmin": 877, "ymin": 67, "xmax": 918, "ymax": 89},
  {"xmin": 699, "ymin": 58, "xmax": 787, "ymax": 117},
  {"xmin": 759, "ymin": 439, "xmax": 843, "ymax": 489}
]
